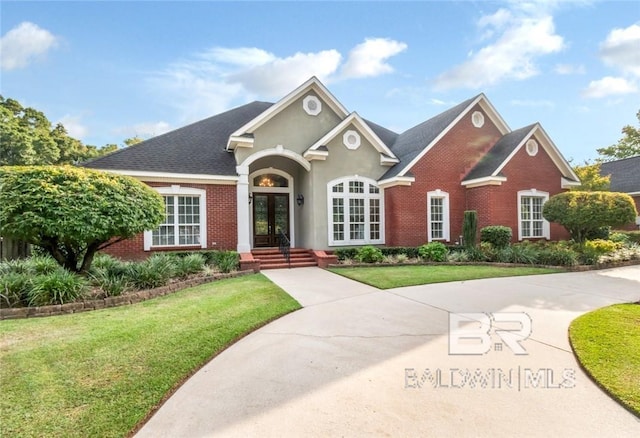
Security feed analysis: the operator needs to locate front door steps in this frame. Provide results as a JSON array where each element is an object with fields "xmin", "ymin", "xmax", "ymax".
[{"xmin": 240, "ymin": 249, "xmax": 338, "ymax": 272}]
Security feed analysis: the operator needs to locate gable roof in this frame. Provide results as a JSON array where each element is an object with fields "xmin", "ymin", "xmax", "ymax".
[
  {"xmin": 226, "ymin": 76, "xmax": 349, "ymax": 150},
  {"xmin": 82, "ymin": 101, "xmax": 272, "ymax": 176},
  {"xmin": 304, "ymin": 112, "xmax": 399, "ymax": 164},
  {"xmin": 464, "ymin": 124, "xmax": 537, "ymax": 181},
  {"xmin": 600, "ymin": 156, "xmax": 640, "ymax": 194},
  {"xmin": 462, "ymin": 123, "xmax": 579, "ymax": 186},
  {"xmin": 380, "ymin": 94, "xmax": 510, "ymax": 181}
]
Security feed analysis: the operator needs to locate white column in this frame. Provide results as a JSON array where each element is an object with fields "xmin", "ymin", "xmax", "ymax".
[{"xmin": 236, "ymin": 165, "xmax": 251, "ymax": 253}]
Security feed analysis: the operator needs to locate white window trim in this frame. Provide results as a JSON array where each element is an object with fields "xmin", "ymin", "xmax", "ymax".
[
  {"xmin": 427, "ymin": 190, "xmax": 450, "ymax": 242},
  {"xmin": 144, "ymin": 185, "xmax": 207, "ymax": 251},
  {"xmin": 327, "ymin": 176, "xmax": 385, "ymax": 246},
  {"xmin": 517, "ymin": 189, "xmax": 550, "ymax": 240}
]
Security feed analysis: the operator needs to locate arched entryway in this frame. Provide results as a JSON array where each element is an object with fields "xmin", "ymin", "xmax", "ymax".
[{"xmin": 249, "ymin": 169, "xmax": 294, "ymax": 248}]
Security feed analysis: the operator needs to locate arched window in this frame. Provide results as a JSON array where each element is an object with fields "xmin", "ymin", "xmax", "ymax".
[{"xmin": 328, "ymin": 177, "xmax": 384, "ymax": 246}]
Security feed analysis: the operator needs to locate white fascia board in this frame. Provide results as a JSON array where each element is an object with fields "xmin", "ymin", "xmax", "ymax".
[
  {"xmin": 102, "ymin": 169, "xmax": 238, "ymax": 185},
  {"xmin": 303, "ymin": 150, "xmax": 329, "ymax": 161},
  {"xmin": 532, "ymin": 124, "xmax": 580, "ymax": 182},
  {"xmin": 478, "ymin": 95, "xmax": 511, "ymax": 135},
  {"xmin": 561, "ymin": 177, "xmax": 582, "ymax": 188},
  {"xmin": 460, "ymin": 176, "xmax": 507, "ymax": 188},
  {"xmin": 228, "ymin": 76, "xmax": 349, "ymax": 140},
  {"xmin": 380, "ymin": 155, "xmax": 400, "ymax": 166},
  {"xmin": 226, "ymin": 135, "xmax": 254, "ymax": 150},
  {"xmin": 377, "ymin": 175, "xmax": 416, "ymax": 189}
]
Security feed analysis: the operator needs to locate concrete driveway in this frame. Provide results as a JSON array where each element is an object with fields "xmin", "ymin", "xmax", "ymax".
[{"xmin": 136, "ymin": 266, "xmax": 640, "ymax": 437}]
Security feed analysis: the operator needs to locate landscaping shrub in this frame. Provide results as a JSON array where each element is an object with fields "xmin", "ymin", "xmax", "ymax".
[
  {"xmin": 536, "ymin": 247, "xmax": 578, "ymax": 266},
  {"xmin": 27, "ymin": 269, "xmax": 88, "ymax": 306},
  {"xmin": 334, "ymin": 247, "xmax": 359, "ymax": 261},
  {"xmin": 478, "ymin": 242, "xmax": 496, "ymax": 261},
  {"xmin": 495, "ymin": 244, "xmax": 538, "ymax": 264},
  {"xmin": 616, "ymin": 230, "xmax": 640, "ymax": 244},
  {"xmin": 584, "ymin": 239, "xmax": 620, "ymax": 255},
  {"xmin": 174, "ymin": 253, "xmax": 206, "ymax": 278},
  {"xmin": 608, "ymin": 232, "xmax": 630, "ymax": 244},
  {"xmin": 462, "ymin": 211, "xmax": 478, "ymax": 248},
  {"xmin": 480, "ymin": 226, "xmax": 512, "ymax": 248},
  {"xmin": 127, "ymin": 254, "xmax": 175, "ymax": 290},
  {"xmin": 0, "ymin": 272, "xmax": 31, "ymax": 307},
  {"xmin": 92, "ymin": 253, "xmax": 131, "ymax": 277},
  {"xmin": 90, "ymin": 269, "xmax": 129, "ymax": 297},
  {"xmin": 214, "ymin": 251, "xmax": 239, "ymax": 273},
  {"xmin": 380, "ymin": 246, "xmax": 420, "ymax": 259},
  {"xmin": 418, "ymin": 242, "xmax": 448, "ymax": 262},
  {"xmin": 395, "ymin": 253, "xmax": 410, "ymax": 263},
  {"xmin": 0, "ymin": 258, "xmax": 31, "ymax": 275},
  {"xmin": 25, "ymin": 255, "xmax": 61, "ymax": 275},
  {"xmin": 447, "ymin": 250, "xmax": 470, "ymax": 262},
  {"xmin": 356, "ymin": 246, "xmax": 384, "ymax": 263},
  {"xmin": 598, "ymin": 244, "xmax": 640, "ymax": 264}
]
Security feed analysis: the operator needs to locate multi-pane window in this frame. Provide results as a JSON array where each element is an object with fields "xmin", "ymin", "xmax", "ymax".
[
  {"xmin": 328, "ymin": 177, "xmax": 383, "ymax": 245},
  {"xmin": 152, "ymin": 195, "xmax": 201, "ymax": 246},
  {"xmin": 427, "ymin": 190, "xmax": 450, "ymax": 242},
  {"xmin": 518, "ymin": 190, "xmax": 549, "ymax": 240},
  {"xmin": 520, "ymin": 196, "xmax": 544, "ymax": 238}
]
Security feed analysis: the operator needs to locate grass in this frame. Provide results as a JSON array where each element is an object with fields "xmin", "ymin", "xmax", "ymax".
[
  {"xmin": 0, "ymin": 274, "xmax": 301, "ymax": 438},
  {"xmin": 329, "ymin": 265, "xmax": 563, "ymax": 289},
  {"xmin": 569, "ymin": 303, "xmax": 640, "ymax": 416}
]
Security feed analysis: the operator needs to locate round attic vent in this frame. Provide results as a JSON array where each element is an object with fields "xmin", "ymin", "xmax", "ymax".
[
  {"xmin": 343, "ymin": 130, "xmax": 361, "ymax": 150},
  {"xmin": 303, "ymin": 95, "xmax": 322, "ymax": 116},
  {"xmin": 471, "ymin": 111, "xmax": 485, "ymax": 128},
  {"xmin": 526, "ymin": 139, "xmax": 539, "ymax": 156}
]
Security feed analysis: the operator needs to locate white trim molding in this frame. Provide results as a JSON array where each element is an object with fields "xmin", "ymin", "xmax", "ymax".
[
  {"xmin": 427, "ymin": 190, "xmax": 450, "ymax": 242},
  {"xmin": 144, "ymin": 185, "xmax": 207, "ymax": 251},
  {"xmin": 461, "ymin": 176, "xmax": 507, "ymax": 188},
  {"xmin": 377, "ymin": 175, "xmax": 416, "ymax": 189},
  {"xmin": 517, "ymin": 189, "xmax": 550, "ymax": 240},
  {"xmin": 240, "ymin": 145, "xmax": 311, "ymax": 172}
]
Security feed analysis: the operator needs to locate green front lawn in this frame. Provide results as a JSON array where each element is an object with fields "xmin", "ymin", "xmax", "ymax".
[
  {"xmin": 569, "ymin": 303, "xmax": 640, "ymax": 416},
  {"xmin": 329, "ymin": 265, "xmax": 563, "ymax": 289},
  {"xmin": 0, "ymin": 274, "xmax": 301, "ymax": 438}
]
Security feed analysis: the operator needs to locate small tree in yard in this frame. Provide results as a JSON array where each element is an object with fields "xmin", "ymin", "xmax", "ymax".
[
  {"xmin": 0, "ymin": 166, "xmax": 164, "ymax": 273},
  {"xmin": 462, "ymin": 211, "xmax": 478, "ymax": 248},
  {"xmin": 542, "ymin": 191, "xmax": 637, "ymax": 243}
]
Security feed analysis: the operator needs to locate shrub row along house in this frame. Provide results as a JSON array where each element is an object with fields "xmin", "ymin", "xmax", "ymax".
[{"xmin": 84, "ymin": 77, "xmax": 580, "ymax": 268}]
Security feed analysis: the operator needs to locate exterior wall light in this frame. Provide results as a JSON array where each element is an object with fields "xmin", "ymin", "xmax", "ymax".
[{"xmin": 296, "ymin": 194, "xmax": 304, "ymax": 206}]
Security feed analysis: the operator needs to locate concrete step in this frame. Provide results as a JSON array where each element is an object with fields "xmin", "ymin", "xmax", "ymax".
[{"xmin": 259, "ymin": 261, "xmax": 318, "ymax": 270}]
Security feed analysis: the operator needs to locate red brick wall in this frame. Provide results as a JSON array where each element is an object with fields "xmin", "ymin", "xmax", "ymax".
[
  {"xmin": 103, "ymin": 182, "xmax": 237, "ymax": 260},
  {"xmin": 385, "ymin": 104, "xmax": 503, "ymax": 247}
]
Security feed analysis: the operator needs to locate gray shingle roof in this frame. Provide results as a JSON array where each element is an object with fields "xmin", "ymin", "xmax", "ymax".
[
  {"xmin": 381, "ymin": 95, "xmax": 480, "ymax": 179},
  {"xmin": 363, "ymin": 119, "xmax": 399, "ymax": 149},
  {"xmin": 600, "ymin": 156, "xmax": 640, "ymax": 193},
  {"xmin": 82, "ymin": 101, "xmax": 273, "ymax": 175},
  {"xmin": 464, "ymin": 124, "xmax": 536, "ymax": 181}
]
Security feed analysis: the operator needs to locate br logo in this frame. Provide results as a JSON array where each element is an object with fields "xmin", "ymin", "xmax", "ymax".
[{"xmin": 448, "ymin": 312, "xmax": 532, "ymax": 355}]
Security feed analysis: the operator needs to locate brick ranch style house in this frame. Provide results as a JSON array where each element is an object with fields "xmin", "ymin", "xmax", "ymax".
[{"xmin": 83, "ymin": 77, "xmax": 580, "ymax": 268}]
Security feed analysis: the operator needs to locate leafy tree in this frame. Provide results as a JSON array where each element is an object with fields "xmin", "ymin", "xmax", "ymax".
[
  {"xmin": 571, "ymin": 161, "xmax": 610, "ymax": 191},
  {"xmin": 462, "ymin": 210, "xmax": 478, "ymax": 248},
  {"xmin": 542, "ymin": 191, "xmax": 637, "ymax": 242},
  {"xmin": 0, "ymin": 166, "xmax": 164, "ymax": 273},
  {"xmin": 597, "ymin": 110, "xmax": 640, "ymax": 161},
  {"xmin": 0, "ymin": 95, "xmax": 118, "ymax": 166},
  {"xmin": 123, "ymin": 136, "xmax": 143, "ymax": 146}
]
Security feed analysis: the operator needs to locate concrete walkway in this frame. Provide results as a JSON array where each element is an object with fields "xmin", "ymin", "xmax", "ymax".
[{"xmin": 136, "ymin": 266, "xmax": 640, "ymax": 437}]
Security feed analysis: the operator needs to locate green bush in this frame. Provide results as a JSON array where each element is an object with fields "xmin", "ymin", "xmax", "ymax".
[
  {"xmin": 447, "ymin": 250, "xmax": 469, "ymax": 262},
  {"xmin": 214, "ymin": 251, "xmax": 239, "ymax": 273},
  {"xmin": 462, "ymin": 211, "xmax": 478, "ymax": 248},
  {"xmin": 480, "ymin": 226, "xmax": 512, "ymax": 248},
  {"xmin": 92, "ymin": 253, "xmax": 131, "ymax": 277},
  {"xmin": 334, "ymin": 248, "xmax": 358, "ymax": 261},
  {"xmin": 609, "ymin": 232, "xmax": 630, "ymax": 244},
  {"xmin": 90, "ymin": 269, "xmax": 129, "ymax": 297},
  {"xmin": 536, "ymin": 247, "xmax": 578, "ymax": 266},
  {"xmin": 27, "ymin": 269, "xmax": 87, "ymax": 306},
  {"xmin": 128, "ymin": 254, "xmax": 175, "ymax": 290},
  {"xmin": 584, "ymin": 239, "xmax": 620, "ymax": 255},
  {"xmin": 0, "ymin": 272, "xmax": 32, "ymax": 307},
  {"xmin": 356, "ymin": 246, "xmax": 384, "ymax": 263},
  {"xmin": 494, "ymin": 244, "xmax": 538, "ymax": 264},
  {"xmin": 0, "ymin": 258, "xmax": 31, "ymax": 275},
  {"xmin": 174, "ymin": 253, "xmax": 206, "ymax": 278},
  {"xmin": 478, "ymin": 242, "xmax": 497, "ymax": 261},
  {"xmin": 543, "ymin": 191, "xmax": 637, "ymax": 242},
  {"xmin": 418, "ymin": 242, "xmax": 448, "ymax": 262},
  {"xmin": 24, "ymin": 255, "xmax": 60, "ymax": 275},
  {"xmin": 615, "ymin": 230, "xmax": 640, "ymax": 244},
  {"xmin": 380, "ymin": 247, "xmax": 421, "ymax": 259}
]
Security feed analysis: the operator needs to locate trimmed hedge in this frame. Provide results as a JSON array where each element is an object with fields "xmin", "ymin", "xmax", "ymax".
[{"xmin": 480, "ymin": 226, "xmax": 512, "ymax": 248}]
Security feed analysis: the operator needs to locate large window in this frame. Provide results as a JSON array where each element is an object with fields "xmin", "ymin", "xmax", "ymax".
[
  {"xmin": 144, "ymin": 186, "xmax": 207, "ymax": 250},
  {"xmin": 328, "ymin": 177, "xmax": 384, "ymax": 245},
  {"xmin": 518, "ymin": 190, "xmax": 549, "ymax": 240},
  {"xmin": 427, "ymin": 190, "xmax": 450, "ymax": 242}
]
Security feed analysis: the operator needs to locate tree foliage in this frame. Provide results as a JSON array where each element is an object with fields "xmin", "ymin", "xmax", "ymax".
[
  {"xmin": 571, "ymin": 161, "xmax": 611, "ymax": 191},
  {"xmin": 0, "ymin": 166, "xmax": 164, "ymax": 273},
  {"xmin": 543, "ymin": 191, "xmax": 637, "ymax": 243},
  {"xmin": 597, "ymin": 109, "xmax": 640, "ymax": 161},
  {"xmin": 0, "ymin": 95, "xmax": 119, "ymax": 166}
]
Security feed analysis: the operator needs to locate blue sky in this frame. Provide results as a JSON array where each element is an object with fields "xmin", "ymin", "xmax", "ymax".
[{"xmin": 1, "ymin": 1, "xmax": 639, "ymax": 162}]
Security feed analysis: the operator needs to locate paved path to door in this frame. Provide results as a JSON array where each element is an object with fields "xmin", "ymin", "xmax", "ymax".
[{"xmin": 136, "ymin": 266, "xmax": 640, "ymax": 437}]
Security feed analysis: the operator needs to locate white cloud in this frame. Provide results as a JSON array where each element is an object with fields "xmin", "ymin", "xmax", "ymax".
[
  {"xmin": 114, "ymin": 121, "xmax": 172, "ymax": 140},
  {"xmin": 149, "ymin": 38, "xmax": 406, "ymax": 122},
  {"xmin": 228, "ymin": 49, "xmax": 342, "ymax": 97},
  {"xmin": 554, "ymin": 63, "xmax": 586, "ymax": 75},
  {"xmin": 0, "ymin": 22, "xmax": 58, "ymax": 71},
  {"xmin": 340, "ymin": 38, "xmax": 407, "ymax": 79},
  {"xmin": 599, "ymin": 23, "xmax": 640, "ymax": 77},
  {"xmin": 581, "ymin": 76, "xmax": 638, "ymax": 98},
  {"xmin": 57, "ymin": 115, "xmax": 88, "ymax": 139},
  {"xmin": 433, "ymin": 11, "xmax": 564, "ymax": 90}
]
